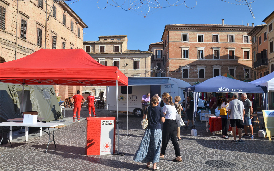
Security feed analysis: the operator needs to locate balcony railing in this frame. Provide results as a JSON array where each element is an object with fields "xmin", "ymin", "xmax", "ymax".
[{"xmin": 254, "ymin": 58, "xmax": 268, "ymax": 68}]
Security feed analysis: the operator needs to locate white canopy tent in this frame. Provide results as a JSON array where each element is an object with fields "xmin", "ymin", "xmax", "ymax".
[{"xmin": 250, "ymin": 71, "xmax": 274, "ymax": 109}]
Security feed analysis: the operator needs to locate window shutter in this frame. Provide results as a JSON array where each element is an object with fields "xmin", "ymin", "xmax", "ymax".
[
  {"xmin": 137, "ymin": 61, "xmax": 140, "ymax": 69},
  {"xmin": 53, "ymin": 6, "xmax": 56, "ymax": 18},
  {"xmin": 21, "ymin": 20, "xmax": 24, "ymax": 38},
  {"xmin": 105, "ymin": 61, "xmax": 107, "ymax": 66},
  {"xmin": 52, "ymin": 36, "xmax": 57, "ymax": 49},
  {"xmin": 186, "ymin": 50, "xmax": 188, "ymax": 58},
  {"xmin": 244, "ymin": 51, "xmax": 247, "ymax": 59},
  {"xmin": 1, "ymin": 7, "xmax": 6, "ymax": 30}
]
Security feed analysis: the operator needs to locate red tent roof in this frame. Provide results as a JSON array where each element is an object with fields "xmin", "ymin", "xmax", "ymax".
[{"xmin": 0, "ymin": 49, "xmax": 128, "ymax": 86}]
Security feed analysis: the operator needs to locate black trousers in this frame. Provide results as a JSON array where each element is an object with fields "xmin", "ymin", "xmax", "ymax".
[
  {"xmin": 221, "ymin": 117, "xmax": 228, "ymax": 136},
  {"xmin": 161, "ymin": 119, "xmax": 181, "ymax": 157}
]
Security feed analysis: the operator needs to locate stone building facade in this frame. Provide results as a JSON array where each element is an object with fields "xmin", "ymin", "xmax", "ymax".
[
  {"xmin": 248, "ymin": 25, "xmax": 269, "ymax": 80},
  {"xmin": 0, "ymin": 0, "xmax": 88, "ymax": 100},
  {"xmin": 161, "ymin": 21, "xmax": 254, "ymax": 85},
  {"xmin": 83, "ymin": 35, "xmax": 152, "ymax": 97}
]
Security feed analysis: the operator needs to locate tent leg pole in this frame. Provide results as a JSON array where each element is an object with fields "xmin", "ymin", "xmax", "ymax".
[
  {"xmin": 116, "ymin": 80, "xmax": 120, "ymax": 154},
  {"xmin": 127, "ymin": 85, "xmax": 128, "ymax": 136}
]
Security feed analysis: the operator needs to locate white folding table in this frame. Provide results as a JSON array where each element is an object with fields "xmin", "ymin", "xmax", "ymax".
[{"xmin": 0, "ymin": 122, "xmax": 64, "ymax": 152}]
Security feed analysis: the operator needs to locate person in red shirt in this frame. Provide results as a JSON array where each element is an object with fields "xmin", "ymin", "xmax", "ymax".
[
  {"xmin": 72, "ymin": 90, "xmax": 85, "ymax": 122},
  {"xmin": 87, "ymin": 92, "xmax": 97, "ymax": 117}
]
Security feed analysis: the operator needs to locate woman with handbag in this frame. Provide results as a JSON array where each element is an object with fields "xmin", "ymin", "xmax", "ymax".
[
  {"xmin": 160, "ymin": 95, "xmax": 182, "ymax": 162},
  {"xmin": 174, "ymin": 96, "xmax": 184, "ymax": 141},
  {"xmin": 134, "ymin": 97, "xmax": 165, "ymax": 170}
]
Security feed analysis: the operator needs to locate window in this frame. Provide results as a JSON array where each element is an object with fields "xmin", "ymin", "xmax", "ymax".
[
  {"xmin": 182, "ymin": 48, "xmax": 189, "ymax": 58},
  {"xmin": 0, "ymin": 6, "xmax": 6, "ymax": 30},
  {"xmin": 20, "ymin": 19, "xmax": 27, "ymax": 39},
  {"xmin": 99, "ymin": 58, "xmax": 107, "ymax": 66},
  {"xmin": 197, "ymin": 50, "xmax": 204, "ymax": 59},
  {"xmin": 198, "ymin": 68, "xmax": 205, "ymax": 78},
  {"xmin": 259, "ymin": 36, "xmax": 261, "ymax": 45},
  {"xmin": 198, "ymin": 35, "xmax": 204, "ymax": 42},
  {"xmin": 63, "ymin": 13, "xmax": 66, "ymax": 26},
  {"xmin": 244, "ymin": 50, "xmax": 250, "ymax": 59},
  {"xmin": 264, "ymin": 32, "xmax": 267, "ymax": 41},
  {"xmin": 113, "ymin": 58, "xmax": 120, "ymax": 69},
  {"xmin": 78, "ymin": 28, "xmax": 80, "ymax": 38},
  {"xmin": 156, "ymin": 63, "xmax": 161, "ymax": 70},
  {"xmin": 252, "ymin": 36, "xmax": 256, "ymax": 43},
  {"xmin": 114, "ymin": 45, "xmax": 120, "ymax": 52},
  {"xmin": 270, "ymin": 41, "xmax": 273, "ymax": 53},
  {"xmin": 156, "ymin": 50, "xmax": 162, "ymax": 59},
  {"xmin": 271, "ymin": 64, "xmax": 274, "ymax": 72},
  {"xmin": 85, "ymin": 45, "xmax": 91, "ymax": 53},
  {"xmin": 213, "ymin": 69, "xmax": 220, "ymax": 77},
  {"xmin": 269, "ymin": 23, "xmax": 273, "ymax": 32},
  {"xmin": 71, "ymin": 21, "xmax": 73, "ymax": 31},
  {"xmin": 182, "ymin": 69, "xmax": 189, "ymax": 78},
  {"xmin": 121, "ymin": 86, "xmax": 132, "ymax": 94},
  {"xmin": 37, "ymin": 28, "xmax": 42, "ymax": 47},
  {"xmin": 100, "ymin": 46, "xmax": 105, "ymax": 53},
  {"xmin": 212, "ymin": 35, "xmax": 218, "ymax": 42},
  {"xmin": 53, "ymin": 5, "xmax": 56, "ymax": 18},
  {"xmin": 243, "ymin": 35, "xmax": 249, "ymax": 43},
  {"xmin": 213, "ymin": 49, "xmax": 219, "ymax": 59},
  {"xmin": 244, "ymin": 69, "xmax": 250, "ymax": 79},
  {"xmin": 52, "ymin": 36, "xmax": 57, "ymax": 49},
  {"xmin": 38, "ymin": 0, "xmax": 43, "ymax": 8},
  {"xmin": 182, "ymin": 33, "xmax": 188, "ymax": 42},
  {"xmin": 253, "ymin": 51, "xmax": 256, "ymax": 61},
  {"xmin": 133, "ymin": 61, "xmax": 140, "ymax": 69},
  {"xmin": 229, "ymin": 68, "xmax": 235, "ymax": 77},
  {"xmin": 228, "ymin": 35, "xmax": 234, "ymax": 42},
  {"xmin": 62, "ymin": 42, "xmax": 66, "ymax": 49},
  {"xmin": 228, "ymin": 50, "xmax": 235, "ymax": 59}
]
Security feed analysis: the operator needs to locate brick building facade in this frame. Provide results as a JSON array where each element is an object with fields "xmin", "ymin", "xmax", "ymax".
[
  {"xmin": 161, "ymin": 21, "xmax": 254, "ymax": 85},
  {"xmin": 149, "ymin": 42, "xmax": 165, "ymax": 77},
  {"xmin": 0, "ymin": 0, "xmax": 88, "ymax": 100}
]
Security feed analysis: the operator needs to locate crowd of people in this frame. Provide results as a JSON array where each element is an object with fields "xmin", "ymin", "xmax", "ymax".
[{"xmin": 134, "ymin": 92, "xmax": 255, "ymax": 170}]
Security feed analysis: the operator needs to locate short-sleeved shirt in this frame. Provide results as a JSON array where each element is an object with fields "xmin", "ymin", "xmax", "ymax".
[
  {"xmin": 87, "ymin": 95, "xmax": 95, "ymax": 105},
  {"xmin": 163, "ymin": 105, "xmax": 177, "ymax": 120},
  {"xmin": 73, "ymin": 94, "xmax": 84, "ymax": 106},
  {"xmin": 147, "ymin": 106, "xmax": 164, "ymax": 129},
  {"xmin": 142, "ymin": 95, "xmax": 150, "ymax": 106},
  {"xmin": 209, "ymin": 97, "xmax": 217, "ymax": 109},
  {"xmin": 242, "ymin": 98, "xmax": 252, "ymax": 118},
  {"xmin": 228, "ymin": 99, "xmax": 244, "ymax": 120}
]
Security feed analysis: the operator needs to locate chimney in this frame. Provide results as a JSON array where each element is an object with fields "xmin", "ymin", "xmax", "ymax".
[
  {"xmin": 222, "ymin": 19, "xmax": 224, "ymax": 26},
  {"xmin": 247, "ymin": 23, "xmax": 249, "ymax": 26},
  {"xmin": 252, "ymin": 23, "xmax": 254, "ymax": 27}
]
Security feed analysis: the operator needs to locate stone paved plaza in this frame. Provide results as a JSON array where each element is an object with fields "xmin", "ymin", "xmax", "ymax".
[{"xmin": 0, "ymin": 107, "xmax": 274, "ymax": 171}]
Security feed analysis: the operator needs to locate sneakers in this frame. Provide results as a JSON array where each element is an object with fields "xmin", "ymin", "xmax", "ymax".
[
  {"xmin": 224, "ymin": 136, "xmax": 229, "ymax": 139},
  {"xmin": 238, "ymin": 139, "xmax": 244, "ymax": 143},
  {"xmin": 250, "ymin": 135, "xmax": 254, "ymax": 139},
  {"xmin": 231, "ymin": 140, "xmax": 237, "ymax": 143}
]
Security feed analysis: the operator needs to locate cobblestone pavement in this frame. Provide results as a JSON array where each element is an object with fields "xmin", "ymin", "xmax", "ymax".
[{"xmin": 0, "ymin": 107, "xmax": 274, "ymax": 171}]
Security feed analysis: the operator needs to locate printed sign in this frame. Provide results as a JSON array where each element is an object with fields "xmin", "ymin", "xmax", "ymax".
[
  {"xmin": 100, "ymin": 120, "xmax": 114, "ymax": 155},
  {"xmin": 262, "ymin": 110, "xmax": 274, "ymax": 117}
]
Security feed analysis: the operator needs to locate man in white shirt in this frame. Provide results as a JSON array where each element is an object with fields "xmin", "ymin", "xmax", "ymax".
[{"xmin": 228, "ymin": 93, "xmax": 245, "ymax": 143}]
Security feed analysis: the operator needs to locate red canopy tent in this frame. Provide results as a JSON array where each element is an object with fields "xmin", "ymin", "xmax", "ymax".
[
  {"xmin": 0, "ymin": 49, "xmax": 128, "ymax": 86},
  {"xmin": 0, "ymin": 49, "xmax": 127, "ymax": 154}
]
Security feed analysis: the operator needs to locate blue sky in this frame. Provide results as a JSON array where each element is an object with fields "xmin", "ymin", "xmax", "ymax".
[{"xmin": 67, "ymin": 0, "xmax": 274, "ymax": 51}]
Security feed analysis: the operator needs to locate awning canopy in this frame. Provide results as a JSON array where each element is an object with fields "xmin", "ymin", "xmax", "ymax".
[
  {"xmin": 185, "ymin": 76, "xmax": 265, "ymax": 93},
  {"xmin": 0, "ymin": 49, "xmax": 128, "ymax": 86}
]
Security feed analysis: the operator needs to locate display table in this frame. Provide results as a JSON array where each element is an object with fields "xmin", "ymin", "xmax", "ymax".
[
  {"xmin": 208, "ymin": 116, "xmax": 234, "ymax": 133},
  {"xmin": 0, "ymin": 122, "xmax": 64, "ymax": 152}
]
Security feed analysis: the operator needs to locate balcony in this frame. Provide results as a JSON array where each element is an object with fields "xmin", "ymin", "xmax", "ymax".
[{"xmin": 254, "ymin": 58, "xmax": 268, "ymax": 68}]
